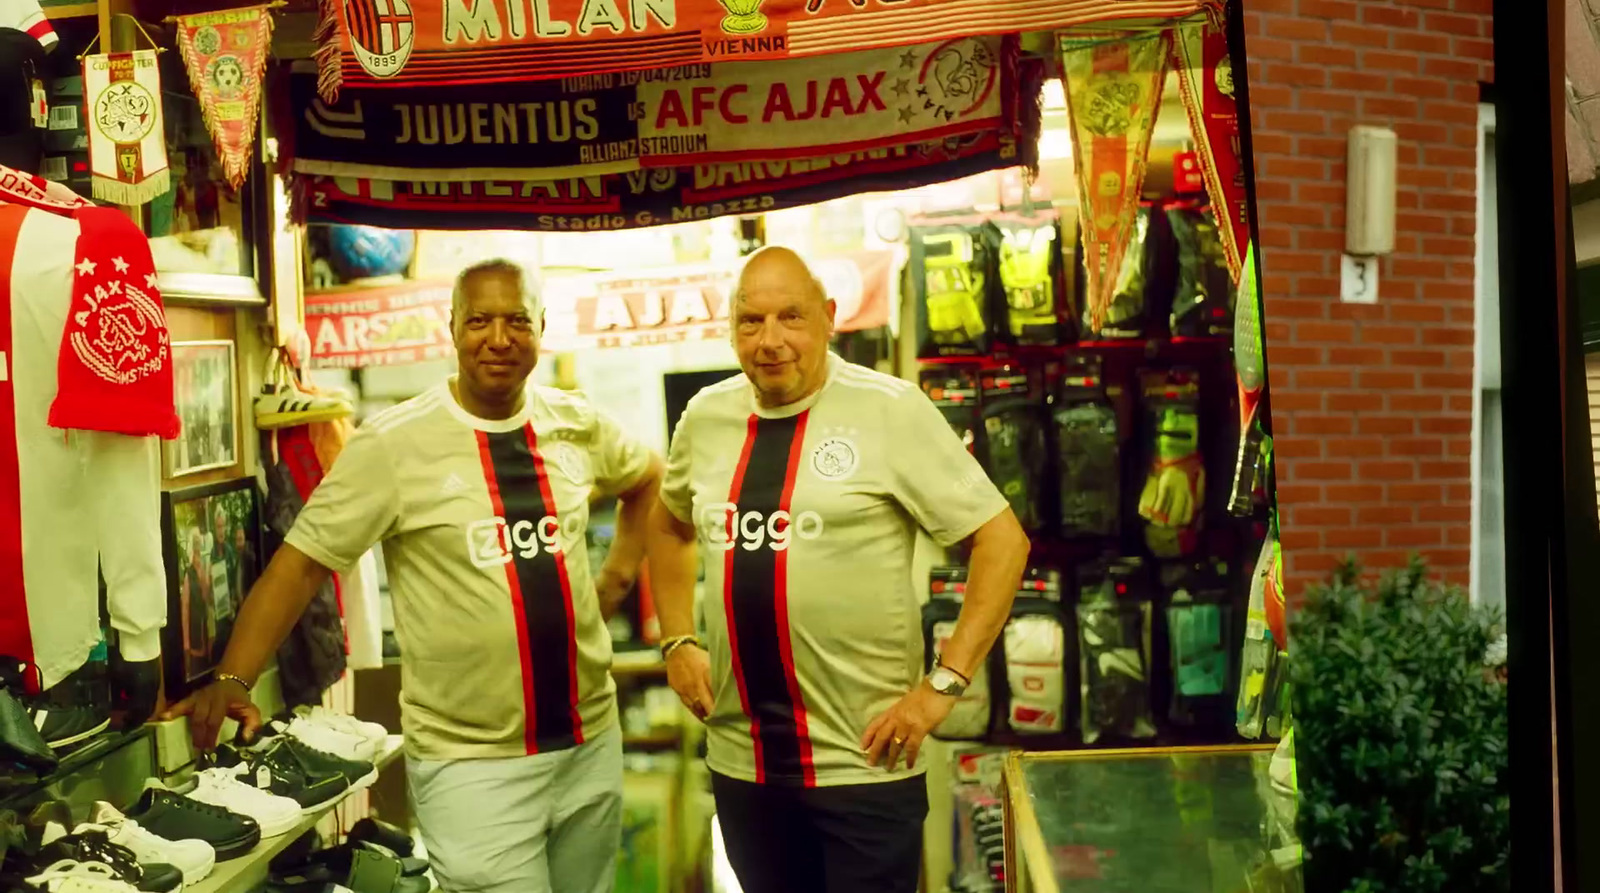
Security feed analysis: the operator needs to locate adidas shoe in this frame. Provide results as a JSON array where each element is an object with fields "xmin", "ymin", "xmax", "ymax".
[
  {"xmin": 293, "ymin": 706, "xmax": 387, "ymax": 753},
  {"xmin": 123, "ymin": 786, "xmax": 259, "ymax": 862},
  {"xmin": 24, "ymin": 860, "xmax": 141, "ymax": 892},
  {"xmin": 181, "ymin": 769, "xmax": 301, "ymax": 839},
  {"xmin": 79, "ymin": 803, "xmax": 214, "ymax": 887},
  {"xmin": 254, "ymin": 384, "xmax": 353, "ymax": 431},
  {"xmin": 214, "ymin": 740, "xmax": 349, "ymax": 813},
  {"xmin": 269, "ymin": 716, "xmax": 381, "ymax": 764}
]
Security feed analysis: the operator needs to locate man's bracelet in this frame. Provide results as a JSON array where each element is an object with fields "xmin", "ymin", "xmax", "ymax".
[
  {"xmin": 660, "ymin": 635, "xmax": 703, "ymax": 659},
  {"xmin": 214, "ymin": 672, "xmax": 253, "ymax": 693}
]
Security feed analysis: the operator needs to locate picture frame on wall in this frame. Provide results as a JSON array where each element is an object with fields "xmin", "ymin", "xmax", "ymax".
[
  {"xmin": 166, "ymin": 340, "xmax": 239, "ymax": 478},
  {"xmin": 160, "ymin": 478, "xmax": 262, "ymax": 700}
]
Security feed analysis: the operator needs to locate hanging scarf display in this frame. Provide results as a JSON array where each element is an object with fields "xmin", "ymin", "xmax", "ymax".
[
  {"xmin": 0, "ymin": 165, "xmax": 179, "ymax": 438},
  {"xmin": 82, "ymin": 51, "xmax": 171, "ymax": 206},
  {"xmin": 287, "ymin": 34, "xmax": 1024, "ymax": 183},
  {"xmin": 174, "ymin": 5, "xmax": 277, "ymax": 189},
  {"xmin": 312, "ymin": 0, "xmax": 1220, "ymax": 102},
  {"xmin": 290, "ymin": 129, "xmax": 1020, "ymax": 231},
  {"xmin": 1060, "ymin": 30, "xmax": 1169, "ymax": 333},
  {"xmin": 1171, "ymin": 21, "xmax": 1248, "ymax": 283}
]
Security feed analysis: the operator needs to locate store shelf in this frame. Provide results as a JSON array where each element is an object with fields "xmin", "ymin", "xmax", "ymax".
[
  {"xmin": 42, "ymin": 2, "xmax": 97, "ymax": 19},
  {"xmin": 185, "ymin": 735, "xmax": 405, "ymax": 893},
  {"xmin": 623, "ymin": 730, "xmax": 682, "ymax": 750},
  {"xmin": 611, "ymin": 649, "xmax": 667, "ymax": 679}
]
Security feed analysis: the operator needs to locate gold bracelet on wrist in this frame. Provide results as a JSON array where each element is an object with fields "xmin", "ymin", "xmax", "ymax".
[
  {"xmin": 660, "ymin": 635, "xmax": 702, "ymax": 659},
  {"xmin": 214, "ymin": 672, "xmax": 252, "ymax": 693}
]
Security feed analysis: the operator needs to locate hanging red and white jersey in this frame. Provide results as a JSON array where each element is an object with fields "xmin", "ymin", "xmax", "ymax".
[
  {"xmin": 0, "ymin": 203, "xmax": 166, "ymax": 690},
  {"xmin": 1, "ymin": 0, "xmax": 57, "ymax": 51}
]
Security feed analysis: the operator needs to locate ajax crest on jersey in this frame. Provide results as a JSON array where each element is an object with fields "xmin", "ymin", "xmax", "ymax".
[
  {"xmin": 810, "ymin": 437, "xmax": 859, "ymax": 481},
  {"xmin": 346, "ymin": 0, "xmax": 415, "ymax": 80}
]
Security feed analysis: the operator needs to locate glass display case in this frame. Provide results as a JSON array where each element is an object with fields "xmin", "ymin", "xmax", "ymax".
[{"xmin": 1001, "ymin": 744, "xmax": 1301, "ymax": 893}]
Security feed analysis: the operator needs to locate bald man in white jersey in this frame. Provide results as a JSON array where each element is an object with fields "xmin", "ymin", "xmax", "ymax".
[{"xmin": 646, "ymin": 247, "xmax": 1031, "ymax": 892}]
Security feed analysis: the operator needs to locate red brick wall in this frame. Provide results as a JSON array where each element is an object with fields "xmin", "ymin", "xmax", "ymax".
[{"xmin": 1241, "ymin": 0, "xmax": 1493, "ymax": 594}]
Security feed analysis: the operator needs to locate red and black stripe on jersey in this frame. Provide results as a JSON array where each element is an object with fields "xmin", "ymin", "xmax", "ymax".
[
  {"xmin": 476, "ymin": 425, "xmax": 582, "ymax": 755},
  {"xmin": 724, "ymin": 411, "xmax": 816, "ymax": 786}
]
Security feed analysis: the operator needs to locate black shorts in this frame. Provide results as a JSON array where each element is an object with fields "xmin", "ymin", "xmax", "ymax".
[{"xmin": 711, "ymin": 771, "xmax": 928, "ymax": 893}]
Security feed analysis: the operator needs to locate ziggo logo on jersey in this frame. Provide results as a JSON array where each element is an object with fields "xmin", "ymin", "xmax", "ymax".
[
  {"xmin": 698, "ymin": 504, "xmax": 824, "ymax": 552},
  {"xmin": 466, "ymin": 515, "xmax": 586, "ymax": 568}
]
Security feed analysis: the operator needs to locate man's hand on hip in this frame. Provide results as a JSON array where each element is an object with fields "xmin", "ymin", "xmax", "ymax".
[
  {"xmin": 161, "ymin": 677, "xmax": 262, "ymax": 752},
  {"xmin": 861, "ymin": 683, "xmax": 956, "ymax": 772},
  {"xmin": 666, "ymin": 644, "xmax": 714, "ymax": 722}
]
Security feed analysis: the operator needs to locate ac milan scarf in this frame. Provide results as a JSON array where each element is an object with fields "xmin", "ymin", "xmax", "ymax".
[{"xmin": 0, "ymin": 165, "xmax": 180, "ymax": 439}]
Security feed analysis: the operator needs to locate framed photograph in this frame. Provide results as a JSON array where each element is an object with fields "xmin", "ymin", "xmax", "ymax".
[
  {"xmin": 166, "ymin": 341, "xmax": 239, "ymax": 478},
  {"xmin": 160, "ymin": 478, "xmax": 263, "ymax": 699}
]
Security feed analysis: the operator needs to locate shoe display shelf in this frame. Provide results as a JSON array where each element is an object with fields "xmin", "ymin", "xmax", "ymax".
[{"xmin": 184, "ymin": 734, "xmax": 404, "ymax": 893}]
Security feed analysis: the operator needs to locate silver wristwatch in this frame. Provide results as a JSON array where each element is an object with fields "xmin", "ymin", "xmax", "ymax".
[{"xmin": 927, "ymin": 665, "xmax": 969, "ymax": 697}]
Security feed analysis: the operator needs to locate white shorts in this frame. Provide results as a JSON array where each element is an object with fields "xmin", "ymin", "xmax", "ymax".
[{"xmin": 407, "ymin": 723, "xmax": 623, "ymax": 893}]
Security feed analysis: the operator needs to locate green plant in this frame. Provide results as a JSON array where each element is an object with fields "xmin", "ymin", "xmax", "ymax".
[{"xmin": 1291, "ymin": 557, "xmax": 1509, "ymax": 893}]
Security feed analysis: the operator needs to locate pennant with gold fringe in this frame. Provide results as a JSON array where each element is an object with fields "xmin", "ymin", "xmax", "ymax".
[
  {"xmin": 83, "ymin": 50, "xmax": 171, "ymax": 206},
  {"xmin": 1172, "ymin": 20, "xmax": 1248, "ymax": 284},
  {"xmin": 174, "ymin": 5, "xmax": 276, "ymax": 189},
  {"xmin": 1060, "ymin": 31, "xmax": 1171, "ymax": 332}
]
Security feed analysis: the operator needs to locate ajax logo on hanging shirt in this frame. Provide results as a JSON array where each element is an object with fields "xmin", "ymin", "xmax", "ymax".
[
  {"xmin": 466, "ymin": 514, "xmax": 585, "ymax": 568},
  {"xmin": 699, "ymin": 504, "xmax": 823, "ymax": 553}
]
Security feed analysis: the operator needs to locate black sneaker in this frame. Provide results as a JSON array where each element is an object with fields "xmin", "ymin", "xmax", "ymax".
[
  {"xmin": 27, "ymin": 704, "xmax": 110, "ymax": 750},
  {"xmin": 25, "ymin": 828, "xmax": 180, "ymax": 892},
  {"xmin": 122, "ymin": 788, "xmax": 260, "ymax": 862},
  {"xmin": 214, "ymin": 741, "xmax": 349, "ymax": 812},
  {"xmin": 247, "ymin": 727, "xmax": 376, "ymax": 792}
]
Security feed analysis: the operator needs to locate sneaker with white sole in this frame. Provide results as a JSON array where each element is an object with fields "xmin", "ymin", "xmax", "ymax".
[
  {"xmin": 25, "ymin": 860, "xmax": 140, "ymax": 892},
  {"xmin": 253, "ymin": 385, "xmax": 353, "ymax": 431},
  {"xmin": 272, "ymin": 717, "xmax": 381, "ymax": 764},
  {"xmin": 294, "ymin": 706, "xmax": 388, "ymax": 752},
  {"xmin": 182, "ymin": 768, "xmax": 301, "ymax": 839},
  {"xmin": 79, "ymin": 802, "xmax": 215, "ymax": 887}
]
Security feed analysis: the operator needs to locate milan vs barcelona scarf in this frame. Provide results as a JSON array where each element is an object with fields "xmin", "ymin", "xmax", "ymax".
[
  {"xmin": 285, "ymin": 35, "xmax": 1030, "ymax": 182},
  {"xmin": 291, "ymin": 130, "xmax": 1020, "ymax": 231},
  {"xmin": 0, "ymin": 165, "xmax": 180, "ymax": 438},
  {"xmin": 1060, "ymin": 31, "xmax": 1169, "ymax": 332},
  {"xmin": 314, "ymin": 0, "xmax": 1219, "ymax": 101}
]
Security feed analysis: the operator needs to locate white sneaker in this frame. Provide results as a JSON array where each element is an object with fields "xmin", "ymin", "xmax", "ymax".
[
  {"xmin": 25, "ymin": 860, "xmax": 140, "ymax": 892},
  {"xmin": 275, "ymin": 717, "xmax": 381, "ymax": 764},
  {"xmin": 184, "ymin": 767, "xmax": 301, "ymax": 839},
  {"xmin": 295, "ymin": 705, "xmax": 388, "ymax": 752},
  {"xmin": 80, "ymin": 801, "xmax": 216, "ymax": 886},
  {"xmin": 254, "ymin": 384, "xmax": 353, "ymax": 430}
]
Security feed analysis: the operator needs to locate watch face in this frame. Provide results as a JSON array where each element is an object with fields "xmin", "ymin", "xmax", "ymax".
[{"xmin": 931, "ymin": 667, "xmax": 964, "ymax": 694}]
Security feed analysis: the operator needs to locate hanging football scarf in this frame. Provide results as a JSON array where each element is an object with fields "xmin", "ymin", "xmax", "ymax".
[
  {"xmin": 314, "ymin": 0, "xmax": 1221, "ymax": 102},
  {"xmin": 1172, "ymin": 21, "xmax": 1247, "ymax": 283},
  {"xmin": 174, "ymin": 5, "xmax": 277, "ymax": 189},
  {"xmin": 288, "ymin": 34, "xmax": 1020, "ymax": 183},
  {"xmin": 1060, "ymin": 31, "xmax": 1169, "ymax": 332},
  {"xmin": 0, "ymin": 164, "xmax": 180, "ymax": 438},
  {"xmin": 290, "ymin": 129, "xmax": 1017, "ymax": 231},
  {"xmin": 83, "ymin": 51, "xmax": 171, "ymax": 206}
]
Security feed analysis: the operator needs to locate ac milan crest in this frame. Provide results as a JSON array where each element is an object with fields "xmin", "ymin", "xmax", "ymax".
[{"xmin": 344, "ymin": 0, "xmax": 414, "ymax": 80}]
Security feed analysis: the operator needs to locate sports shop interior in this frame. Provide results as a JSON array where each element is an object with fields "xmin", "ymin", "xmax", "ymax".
[{"xmin": 0, "ymin": 1, "xmax": 1297, "ymax": 892}]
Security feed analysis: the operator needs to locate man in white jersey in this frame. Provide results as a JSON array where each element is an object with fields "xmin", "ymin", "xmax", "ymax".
[
  {"xmin": 646, "ymin": 247, "xmax": 1030, "ymax": 892},
  {"xmin": 167, "ymin": 259, "xmax": 664, "ymax": 893}
]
